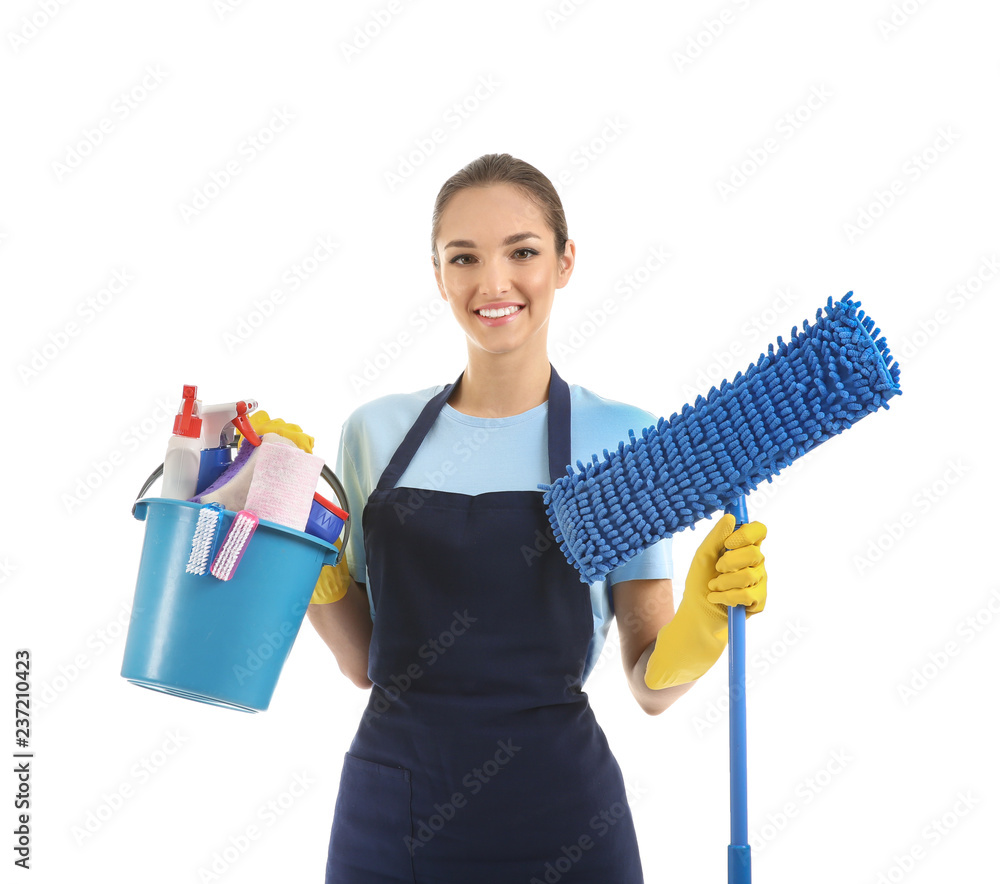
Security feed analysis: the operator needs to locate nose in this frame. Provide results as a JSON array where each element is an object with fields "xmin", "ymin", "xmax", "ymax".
[{"xmin": 478, "ymin": 256, "xmax": 511, "ymax": 296}]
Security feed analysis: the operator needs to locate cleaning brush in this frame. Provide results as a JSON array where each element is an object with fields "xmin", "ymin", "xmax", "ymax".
[
  {"xmin": 541, "ymin": 293, "xmax": 902, "ymax": 584},
  {"xmin": 185, "ymin": 502, "xmax": 225, "ymax": 575},
  {"xmin": 210, "ymin": 510, "xmax": 259, "ymax": 581}
]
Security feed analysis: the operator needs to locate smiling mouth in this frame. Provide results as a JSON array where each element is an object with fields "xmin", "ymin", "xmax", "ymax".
[{"xmin": 475, "ymin": 305, "xmax": 523, "ymax": 318}]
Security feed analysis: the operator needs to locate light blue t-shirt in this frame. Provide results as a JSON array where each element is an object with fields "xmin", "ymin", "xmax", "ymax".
[{"xmin": 335, "ymin": 380, "xmax": 673, "ymax": 684}]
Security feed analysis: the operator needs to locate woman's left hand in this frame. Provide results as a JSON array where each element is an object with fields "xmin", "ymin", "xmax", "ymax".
[
  {"xmin": 707, "ymin": 521, "xmax": 767, "ymax": 615},
  {"xmin": 643, "ymin": 515, "xmax": 767, "ymax": 690}
]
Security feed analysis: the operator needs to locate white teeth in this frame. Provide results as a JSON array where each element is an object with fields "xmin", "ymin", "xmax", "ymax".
[{"xmin": 477, "ymin": 305, "xmax": 521, "ymax": 318}]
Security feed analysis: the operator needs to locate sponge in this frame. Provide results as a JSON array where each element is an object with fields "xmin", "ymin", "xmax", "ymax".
[{"xmin": 541, "ymin": 293, "xmax": 902, "ymax": 584}]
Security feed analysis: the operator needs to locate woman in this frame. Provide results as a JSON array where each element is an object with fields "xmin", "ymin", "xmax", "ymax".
[{"xmin": 307, "ymin": 153, "xmax": 768, "ymax": 883}]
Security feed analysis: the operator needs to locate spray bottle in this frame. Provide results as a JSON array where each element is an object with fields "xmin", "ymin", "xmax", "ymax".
[
  {"xmin": 162, "ymin": 385, "xmax": 203, "ymax": 500},
  {"xmin": 197, "ymin": 399, "xmax": 260, "ymax": 493}
]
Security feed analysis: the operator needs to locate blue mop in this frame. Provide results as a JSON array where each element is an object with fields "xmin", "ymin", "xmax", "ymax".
[{"xmin": 540, "ymin": 293, "xmax": 901, "ymax": 882}]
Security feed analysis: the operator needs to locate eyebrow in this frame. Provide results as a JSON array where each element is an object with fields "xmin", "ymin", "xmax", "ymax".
[{"xmin": 443, "ymin": 232, "xmax": 542, "ymax": 251}]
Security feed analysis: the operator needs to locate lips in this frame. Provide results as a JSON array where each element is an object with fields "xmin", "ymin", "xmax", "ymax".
[
  {"xmin": 474, "ymin": 304, "xmax": 524, "ymax": 326},
  {"xmin": 474, "ymin": 302, "xmax": 524, "ymax": 316}
]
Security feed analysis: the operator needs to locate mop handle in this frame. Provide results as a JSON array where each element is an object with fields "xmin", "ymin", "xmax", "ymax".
[{"xmin": 726, "ymin": 497, "xmax": 751, "ymax": 884}]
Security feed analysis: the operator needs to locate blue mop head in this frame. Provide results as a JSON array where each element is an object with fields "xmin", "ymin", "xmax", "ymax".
[{"xmin": 541, "ymin": 293, "xmax": 902, "ymax": 584}]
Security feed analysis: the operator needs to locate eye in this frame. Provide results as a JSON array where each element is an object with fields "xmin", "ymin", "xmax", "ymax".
[{"xmin": 448, "ymin": 248, "xmax": 538, "ymax": 265}]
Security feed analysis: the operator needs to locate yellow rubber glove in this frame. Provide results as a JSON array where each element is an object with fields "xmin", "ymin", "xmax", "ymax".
[
  {"xmin": 643, "ymin": 514, "xmax": 767, "ymax": 690},
  {"xmin": 245, "ymin": 409, "xmax": 315, "ymax": 454},
  {"xmin": 310, "ymin": 538, "xmax": 351, "ymax": 604}
]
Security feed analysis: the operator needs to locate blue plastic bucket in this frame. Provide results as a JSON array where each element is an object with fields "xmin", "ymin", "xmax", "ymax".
[{"xmin": 121, "ymin": 496, "xmax": 342, "ymax": 712}]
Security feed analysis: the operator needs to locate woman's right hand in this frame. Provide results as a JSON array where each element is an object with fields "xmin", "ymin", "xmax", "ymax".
[{"xmin": 311, "ymin": 540, "xmax": 351, "ymax": 604}]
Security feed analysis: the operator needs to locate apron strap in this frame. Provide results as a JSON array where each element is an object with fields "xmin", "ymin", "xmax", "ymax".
[
  {"xmin": 546, "ymin": 363, "xmax": 571, "ymax": 484},
  {"xmin": 375, "ymin": 362, "xmax": 571, "ymax": 491}
]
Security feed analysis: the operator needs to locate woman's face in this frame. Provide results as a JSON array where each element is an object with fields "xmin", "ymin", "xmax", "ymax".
[{"xmin": 433, "ymin": 183, "xmax": 574, "ymax": 358}]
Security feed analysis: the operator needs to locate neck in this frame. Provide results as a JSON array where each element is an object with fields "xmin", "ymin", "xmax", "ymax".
[{"xmin": 448, "ymin": 344, "xmax": 552, "ymax": 418}]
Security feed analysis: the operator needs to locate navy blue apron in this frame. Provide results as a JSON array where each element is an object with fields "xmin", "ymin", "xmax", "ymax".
[{"xmin": 326, "ymin": 363, "xmax": 644, "ymax": 884}]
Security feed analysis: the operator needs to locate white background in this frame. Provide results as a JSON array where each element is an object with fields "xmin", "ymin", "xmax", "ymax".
[{"xmin": 1, "ymin": 1, "xmax": 997, "ymax": 882}]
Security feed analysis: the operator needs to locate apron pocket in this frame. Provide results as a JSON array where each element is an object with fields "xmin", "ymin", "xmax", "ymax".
[{"xmin": 326, "ymin": 752, "xmax": 415, "ymax": 884}]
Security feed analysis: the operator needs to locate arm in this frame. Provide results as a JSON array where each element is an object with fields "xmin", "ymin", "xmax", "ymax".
[
  {"xmin": 307, "ymin": 576, "xmax": 373, "ymax": 689},
  {"xmin": 305, "ymin": 412, "xmax": 376, "ymax": 688},
  {"xmin": 619, "ymin": 518, "xmax": 768, "ymax": 714},
  {"xmin": 613, "ymin": 578, "xmax": 697, "ymax": 715}
]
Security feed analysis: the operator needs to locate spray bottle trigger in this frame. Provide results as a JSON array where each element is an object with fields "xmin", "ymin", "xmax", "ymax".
[{"xmin": 232, "ymin": 400, "xmax": 261, "ymax": 447}]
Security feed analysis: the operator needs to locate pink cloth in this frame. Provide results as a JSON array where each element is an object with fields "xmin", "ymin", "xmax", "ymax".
[
  {"xmin": 195, "ymin": 432, "xmax": 295, "ymax": 511},
  {"xmin": 244, "ymin": 441, "xmax": 324, "ymax": 531}
]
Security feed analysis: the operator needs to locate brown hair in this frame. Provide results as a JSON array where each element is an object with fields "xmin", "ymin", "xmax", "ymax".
[{"xmin": 430, "ymin": 153, "xmax": 568, "ymax": 268}]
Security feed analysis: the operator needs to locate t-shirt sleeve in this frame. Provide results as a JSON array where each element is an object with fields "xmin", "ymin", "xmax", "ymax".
[
  {"xmin": 336, "ymin": 417, "xmax": 370, "ymax": 592},
  {"xmin": 592, "ymin": 402, "xmax": 674, "ymax": 609},
  {"xmin": 604, "ymin": 539, "xmax": 674, "ymax": 591}
]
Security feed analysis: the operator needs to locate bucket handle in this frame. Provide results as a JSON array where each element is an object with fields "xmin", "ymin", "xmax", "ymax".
[
  {"xmin": 319, "ymin": 465, "xmax": 351, "ymax": 567},
  {"xmin": 131, "ymin": 462, "xmax": 352, "ymax": 567}
]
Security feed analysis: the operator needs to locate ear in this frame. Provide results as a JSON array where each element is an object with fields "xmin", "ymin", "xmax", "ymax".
[{"xmin": 556, "ymin": 239, "xmax": 576, "ymax": 289}]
